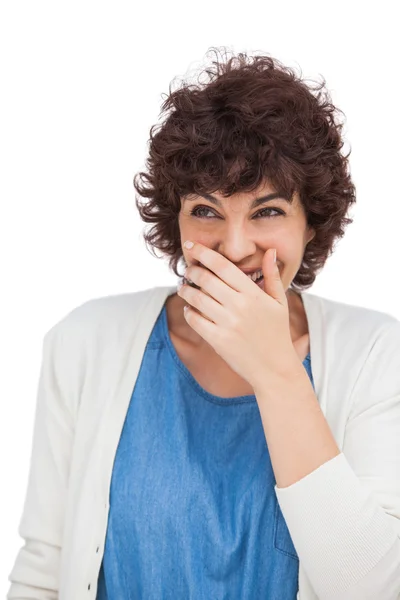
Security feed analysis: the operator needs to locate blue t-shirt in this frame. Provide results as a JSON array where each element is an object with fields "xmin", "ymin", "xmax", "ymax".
[{"xmin": 96, "ymin": 302, "xmax": 314, "ymax": 599}]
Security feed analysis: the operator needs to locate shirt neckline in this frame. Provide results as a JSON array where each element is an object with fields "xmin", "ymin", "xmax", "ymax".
[{"xmin": 159, "ymin": 301, "xmax": 311, "ymax": 406}]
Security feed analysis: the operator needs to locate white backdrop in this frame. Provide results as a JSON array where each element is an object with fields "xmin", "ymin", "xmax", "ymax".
[{"xmin": 1, "ymin": 0, "xmax": 399, "ymax": 592}]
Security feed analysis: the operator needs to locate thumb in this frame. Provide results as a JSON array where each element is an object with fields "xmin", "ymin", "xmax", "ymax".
[{"xmin": 262, "ymin": 249, "xmax": 285, "ymax": 303}]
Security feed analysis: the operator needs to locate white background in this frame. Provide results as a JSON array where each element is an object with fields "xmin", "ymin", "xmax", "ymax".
[{"xmin": 1, "ymin": 0, "xmax": 399, "ymax": 593}]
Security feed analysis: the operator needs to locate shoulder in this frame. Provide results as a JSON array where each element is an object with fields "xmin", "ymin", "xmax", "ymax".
[
  {"xmin": 304, "ymin": 290, "xmax": 399, "ymax": 339},
  {"xmin": 44, "ymin": 286, "xmax": 172, "ymax": 349}
]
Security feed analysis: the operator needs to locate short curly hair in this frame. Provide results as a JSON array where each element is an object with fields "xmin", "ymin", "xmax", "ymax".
[{"xmin": 133, "ymin": 47, "xmax": 356, "ymax": 291}]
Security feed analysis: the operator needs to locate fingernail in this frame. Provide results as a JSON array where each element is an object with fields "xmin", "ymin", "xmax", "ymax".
[{"xmin": 184, "ymin": 240, "xmax": 194, "ymax": 249}]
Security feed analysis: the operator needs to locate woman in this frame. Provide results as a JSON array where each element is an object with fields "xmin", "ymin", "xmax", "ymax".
[{"xmin": 7, "ymin": 48, "xmax": 400, "ymax": 600}]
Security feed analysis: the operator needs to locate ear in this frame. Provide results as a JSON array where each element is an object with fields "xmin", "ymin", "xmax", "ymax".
[{"xmin": 307, "ymin": 227, "xmax": 316, "ymax": 244}]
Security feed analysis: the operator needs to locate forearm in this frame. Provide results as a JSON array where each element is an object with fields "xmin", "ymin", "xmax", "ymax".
[{"xmin": 253, "ymin": 363, "xmax": 341, "ymax": 489}]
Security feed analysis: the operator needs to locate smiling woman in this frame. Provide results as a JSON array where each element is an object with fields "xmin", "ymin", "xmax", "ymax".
[
  {"xmin": 170, "ymin": 178, "xmax": 316, "ymax": 363},
  {"xmin": 7, "ymin": 47, "xmax": 400, "ymax": 600}
]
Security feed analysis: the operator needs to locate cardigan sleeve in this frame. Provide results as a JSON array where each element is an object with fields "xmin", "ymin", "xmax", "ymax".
[
  {"xmin": 274, "ymin": 320, "xmax": 400, "ymax": 600},
  {"xmin": 6, "ymin": 321, "xmax": 79, "ymax": 599}
]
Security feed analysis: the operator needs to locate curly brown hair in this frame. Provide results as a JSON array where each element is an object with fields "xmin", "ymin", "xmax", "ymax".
[{"xmin": 133, "ymin": 47, "xmax": 356, "ymax": 291}]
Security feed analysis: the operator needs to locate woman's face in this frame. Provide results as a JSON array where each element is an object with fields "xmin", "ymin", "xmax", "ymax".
[{"xmin": 178, "ymin": 180, "xmax": 315, "ymax": 294}]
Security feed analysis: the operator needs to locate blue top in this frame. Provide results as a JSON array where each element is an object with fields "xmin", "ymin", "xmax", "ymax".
[{"xmin": 96, "ymin": 302, "xmax": 314, "ymax": 600}]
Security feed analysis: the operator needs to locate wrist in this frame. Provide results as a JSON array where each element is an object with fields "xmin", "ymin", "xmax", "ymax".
[{"xmin": 252, "ymin": 351, "xmax": 308, "ymax": 396}]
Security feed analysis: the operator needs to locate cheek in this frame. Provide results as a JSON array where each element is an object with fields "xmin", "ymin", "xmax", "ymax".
[
  {"xmin": 274, "ymin": 243, "xmax": 300, "ymax": 273},
  {"xmin": 275, "ymin": 236, "xmax": 301, "ymax": 258},
  {"xmin": 184, "ymin": 233, "xmax": 214, "ymax": 250}
]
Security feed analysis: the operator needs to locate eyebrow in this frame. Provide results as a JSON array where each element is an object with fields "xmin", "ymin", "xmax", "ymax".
[{"xmin": 185, "ymin": 191, "xmax": 293, "ymax": 209}]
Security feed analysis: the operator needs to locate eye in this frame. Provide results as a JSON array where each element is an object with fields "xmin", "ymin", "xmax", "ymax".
[
  {"xmin": 256, "ymin": 207, "xmax": 285, "ymax": 218},
  {"xmin": 189, "ymin": 205, "xmax": 285, "ymax": 219}
]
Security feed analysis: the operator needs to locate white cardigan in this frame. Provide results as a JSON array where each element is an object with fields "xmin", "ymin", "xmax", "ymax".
[{"xmin": 7, "ymin": 285, "xmax": 400, "ymax": 600}]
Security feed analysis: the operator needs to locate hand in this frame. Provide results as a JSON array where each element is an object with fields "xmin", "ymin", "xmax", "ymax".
[{"xmin": 177, "ymin": 241, "xmax": 303, "ymax": 391}]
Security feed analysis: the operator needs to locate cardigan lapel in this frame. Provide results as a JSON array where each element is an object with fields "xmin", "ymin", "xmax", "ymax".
[{"xmin": 300, "ymin": 290, "xmax": 325, "ymax": 411}]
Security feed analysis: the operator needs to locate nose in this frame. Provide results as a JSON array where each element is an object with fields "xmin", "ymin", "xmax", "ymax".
[{"xmin": 215, "ymin": 229, "xmax": 258, "ymax": 263}]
